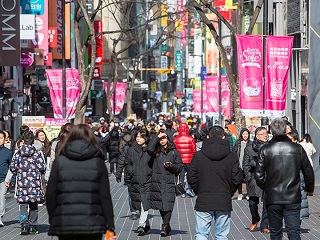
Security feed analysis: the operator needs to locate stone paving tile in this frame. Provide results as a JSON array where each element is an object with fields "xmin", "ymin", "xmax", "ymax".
[{"xmin": 1, "ymin": 176, "xmax": 320, "ymax": 239}]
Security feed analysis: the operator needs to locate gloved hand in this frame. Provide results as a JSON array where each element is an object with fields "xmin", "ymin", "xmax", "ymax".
[{"xmin": 116, "ymin": 178, "xmax": 121, "ymax": 183}]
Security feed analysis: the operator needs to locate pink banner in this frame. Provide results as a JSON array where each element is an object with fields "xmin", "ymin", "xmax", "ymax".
[
  {"xmin": 104, "ymin": 82, "xmax": 127, "ymax": 115},
  {"xmin": 30, "ymin": 0, "xmax": 48, "ymax": 55},
  {"xmin": 237, "ymin": 35, "xmax": 263, "ymax": 116},
  {"xmin": 193, "ymin": 90, "xmax": 201, "ymax": 114},
  {"xmin": 46, "ymin": 69, "xmax": 81, "ymax": 119},
  {"xmin": 221, "ymin": 76, "xmax": 231, "ymax": 118},
  {"xmin": 205, "ymin": 76, "xmax": 219, "ymax": 114},
  {"xmin": 265, "ymin": 36, "xmax": 294, "ymax": 117}
]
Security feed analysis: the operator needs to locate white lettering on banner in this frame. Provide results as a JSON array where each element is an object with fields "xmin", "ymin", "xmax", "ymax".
[
  {"xmin": 56, "ymin": 0, "xmax": 63, "ymax": 55},
  {"xmin": 239, "ymin": 48, "xmax": 262, "ymax": 68}
]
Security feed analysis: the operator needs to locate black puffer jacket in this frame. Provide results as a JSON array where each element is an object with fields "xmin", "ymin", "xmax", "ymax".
[
  {"xmin": 187, "ymin": 136, "xmax": 242, "ymax": 212},
  {"xmin": 105, "ymin": 129, "xmax": 120, "ymax": 164},
  {"xmin": 147, "ymin": 136, "xmax": 183, "ymax": 211},
  {"xmin": 46, "ymin": 140, "xmax": 114, "ymax": 236},
  {"xmin": 255, "ymin": 135, "xmax": 315, "ymax": 205},
  {"xmin": 124, "ymin": 142, "xmax": 153, "ymax": 211},
  {"xmin": 243, "ymin": 140, "xmax": 265, "ymax": 198}
]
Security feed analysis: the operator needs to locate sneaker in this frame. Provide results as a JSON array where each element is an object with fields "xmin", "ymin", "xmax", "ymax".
[
  {"xmin": 20, "ymin": 226, "xmax": 29, "ymax": 235},
  {"xmin": 246, "ymin": 195, "xmax": 249, "ymax": 200},
  {"xmin": 29, "ymin": 226, "xmax": 39, "ymax": 234},
  {"xmin": 186, "ymin": 189, "xmax": 195, "ymax": 198},
  {"xmin": 181, "ymin": 194, "xmax": 186, "ymax": 198},
  {"xmin": 238, "ymin": 194, "xmax": 243, "ymax": 200},
  {"xmin": 0, "ymin": 221, "xmax": 4, "ymax": 227},
  {"xmin": 130, "ymin": 213, "xmax": 139, "ymax": 220},
  {"xmin": 137, "ymin": 226, "xmax": 145, "ymax": 236}
]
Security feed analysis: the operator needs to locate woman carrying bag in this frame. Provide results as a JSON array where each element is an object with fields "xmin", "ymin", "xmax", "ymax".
[{"xmin": 148, "ymin": 129, "xmax": 183, "ymax": 237}]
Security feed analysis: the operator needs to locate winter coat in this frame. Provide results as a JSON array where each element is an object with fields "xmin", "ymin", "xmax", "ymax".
[
  {"xmin": 102, "ymin": 130, "xmax": 120, "ymax": 164},
  {"xmin": 46, "ymin": 140, "xmax": 115, "ymax": 236},
  {"xmin": 124, "ymin": 142, "xmax": 153, "ymax": 211},
  {"xmin": 299, "ymin": 141, "xmax": 316, "ymax": 166},
  {"xmin": 243, "ymin": 140, "xmax": 265, "ymax": 198},
  {"xmin": 116, "ymin": 133, "xmax": 133, "ymax": 183},
  {"xmin": 147, "ymin": 136, "xmax": 183, "ymax": 211},
  {"xmin": 300, "ymin": 173, "xmax": 309, "ymax": 220},
  {"xmin": 10, "ymin": 145, "xmax": 46, "ymax": 203},
  {"xmin": 255, "ymin": 135, "xmax": 315, "ymax": 205},
  {"xmin": 173, "ymin": 123, "xmax": 196, "ymax": 164},
  {"xmin": 187, "ymin": 136, "xmax": 242, "ymax": 212},
  {"xmin": 0, "ymin": 145, "xmax": 13, "ymax": 183}
]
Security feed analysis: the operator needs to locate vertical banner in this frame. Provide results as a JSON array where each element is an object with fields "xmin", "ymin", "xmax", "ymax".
[
  {"xmin": 236, "ymin": 34, "xmax": 263, "ymax": 116},
  {"xmin": 49, "ymin": 0, "xmax": 71, "ymax": 59},
  {"xmin": 221, "ymin": 75, "xmax": 231, "ymax": 118},
  {"xmin": 265, "ymin": 36, "xmax": 294, "ymax": 117},
  {"xmin": 89, "ymin": 20, "xmax": 103, "ymax": 66},
  {"xmin": 0, "ymin": 1, "xmax": 20, "ymax": 66},
  {"xmin": 104, "ymin": 82, "xmax": 127, "ymax": 115},
  {"xmin": 205, "ymin": 76, "xmax": 219, "ymax": 114},
  {"xmin": 193, "ymin": 90, "xmax": 201, "ymax": 114},
  {"xmin": 46, "ymin": 69, "xmax": 81, "ymax": 119},
  {"xmin": 30, "ymin": 0, "xmax": 48, "ymax": 55}
]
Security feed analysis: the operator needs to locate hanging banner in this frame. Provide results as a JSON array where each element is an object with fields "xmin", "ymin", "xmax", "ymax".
[
  {"xmin": 236, "ymin": 34, "xmax": 263, "ymax": 116},
  {"xmin": 205, "ymin": 75, "xmax": 219, "ymax": 114},
  {"xmin": 46, "ymin": 69, "xmax": 81, "ymax": 119},
  {"xmin": 221, "ymin": 75, "xmax": 231, "ymax": 118},
  {"xmin": 89, "ymin": 20, "xmax": 103, "ymax": 66},
  {"xmin": 104, "ymin": 82, "xmax": 127, "ymax": 115},
  {"xmin": 193, "ymin": 89, "xmax": 201, "ymax": 114},
  {"xmin": 30, "ymin": 0, "xmax": 48, "ymax": 55},
  {"xmin": 265, "ymin": 36, "xmax": 294, "ymax": 117}
]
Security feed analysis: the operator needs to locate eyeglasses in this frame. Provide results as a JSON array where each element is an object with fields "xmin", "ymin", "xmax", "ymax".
[{"xmin": 256, "ymin": 133, "xmax": 268, "ymax": 136}]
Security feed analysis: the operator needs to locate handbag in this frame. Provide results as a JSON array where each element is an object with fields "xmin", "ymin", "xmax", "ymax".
[{"xmin": 175, "ymin": 174, "xmax": 186, "ymax": 196}]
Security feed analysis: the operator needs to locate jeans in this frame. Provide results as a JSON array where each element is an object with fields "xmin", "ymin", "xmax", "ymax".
[
  {"xmin": 267, "ymin": 203, "xmax": 301, "ymax": 240},
  {"xmin": 195, "ymin": 210, "xmax": 230, "ymax": 240},
  {"xmin": 0, "ymin": 182, "xmax": 7, "ymax": 220},
  {"xmin": 19, "ymin": 202, "xmax": 38, "ymax": 227},
  {"xmin": 249, "ymin": 196, "xmax": 268, "ymax": 228}
]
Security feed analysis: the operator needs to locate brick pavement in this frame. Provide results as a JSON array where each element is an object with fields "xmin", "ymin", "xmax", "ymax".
[{"xmin": 1, "ymin": 176, "xmax": 320, "ymax": 240}]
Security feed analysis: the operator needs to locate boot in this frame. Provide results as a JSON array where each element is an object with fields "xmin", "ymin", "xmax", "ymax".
[{"xmin": 160, "ymin": 224, "xmax": 171, "ymax": 237}]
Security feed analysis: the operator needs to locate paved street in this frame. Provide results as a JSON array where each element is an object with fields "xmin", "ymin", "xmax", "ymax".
[{"xmin": 1, "ymin": 176, "xmax": 320, "ymax": 240}]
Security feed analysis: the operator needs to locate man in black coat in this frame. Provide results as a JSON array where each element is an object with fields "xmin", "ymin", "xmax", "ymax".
[
  {"xmin": 255, "ymin": 118, "xmax": 315, "ymax": 240},
  {"xmin": 187, "ymin": 126, "xmax": 242, "ymax": 240}
]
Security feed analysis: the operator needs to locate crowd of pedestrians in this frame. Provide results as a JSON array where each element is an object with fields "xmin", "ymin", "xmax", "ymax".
[{"xmin": 0, "ymin": 114, "xmax": 316, "ymax": 240}]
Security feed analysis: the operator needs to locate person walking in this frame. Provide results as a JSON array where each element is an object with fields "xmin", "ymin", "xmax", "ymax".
[
  {"xmin": 124, "ymin": 129, "xmax": 153, "ymax": 236},
  {"xmin": 102, "ymin": 127, "xmax": 120, "ymax": 176},
  {"xmin": 0, "ymin": 130, "xmax": 13, "ymax": 227},
  {"xmin": 46, "ymin": 124, "xmax": 115, "ymax": 240},
  {"xmin": 233, "ymin": 128, "xmax": 251, "ymax": 200},
  {"xmin": 187, "ymin": 126, "xmax": 242, "ymax": 240},
  {"xmin": 9, "ymin": 131, "xmax": 46, "ymax": 235},
  {"xmin": 174, "ymin": 122, "xmax": 196, "ymax": 198},
  {"xmin": 147, "ymin": 129, "xmax": 183, "ymax": 236},
  {"xmin": 299, "ymin": 133, "xmax": 316, "ymax": 167},
  {"xmin": 255, "ymin": 118, "xmax": 315, "ymax": 240},
  {"xmin": 243, "ymin": 127, "xmax": 269, "ymax": 233}
]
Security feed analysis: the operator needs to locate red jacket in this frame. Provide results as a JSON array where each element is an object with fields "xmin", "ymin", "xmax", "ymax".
[{"xmin": 174, "ymin": 123, "xmax": 196, "ymax": 164}]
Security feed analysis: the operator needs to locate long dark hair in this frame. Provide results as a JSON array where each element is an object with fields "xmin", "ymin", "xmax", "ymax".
[
  {"xmin": 35, "ymin": 129, "xmax": 51, "ymax": 155},
  {"xmin": 155, "ymin": 129, "xmax": 174, "ymax": 157},
  {"xmin": 56, "ymin": 124, "xmax": 99, "ymax": 156}
]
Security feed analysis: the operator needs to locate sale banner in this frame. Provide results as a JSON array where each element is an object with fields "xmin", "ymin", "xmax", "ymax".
[
  {"xmin": 44, "ymin": 118, "xmax": 68, "ymax": 140},
  {"xmin": 104, "ymin": 82, "xmax": 127, "ymax": 115},
  {"xmin": 265, "ymin": 36, "xmax": 294, "ymax": 117},
  {"xmin": 46, "ymin": 69, "xmax": 81, "ymax": 119},
  {"xmin": 193, "ymin": 89, "xmax": 201, "ymax": 114},
  {"xmin": 221, "ymin": 75, "xmax": 231, "ymax": 118},
  {"xmin": 236, "ymin": 34, "xmax": 263, "ymax": 116},
  {"xmin": 205, "ymin": 75, "xmax": 219, "ymax": 114}
]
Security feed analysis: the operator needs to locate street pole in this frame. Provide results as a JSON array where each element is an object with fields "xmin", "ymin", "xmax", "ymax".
[
  {"xmin": 218, "ymin": 19, "xmax": 222, "ymax": 125},
  {"xmin": 62, "ymin": 0, "xmax": 66, "ymax": 119},
  {"xmin": 200, "ymin": 54, "xmax": 203, "ymax": 123}
]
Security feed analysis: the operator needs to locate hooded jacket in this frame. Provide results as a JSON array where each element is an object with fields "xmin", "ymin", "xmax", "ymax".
[
  {"xmin": 187, "ymin": 136, "xmax": 242, "ymax": 212},
  {"xmin": 173, "ymin": 123, "xmax": 196, "ymax": 164},
  {"xmin": 46, "ymin": 140, "xmax": 115, "ymax": 235}
]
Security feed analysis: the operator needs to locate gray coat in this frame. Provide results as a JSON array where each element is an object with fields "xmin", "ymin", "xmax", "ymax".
[{"xmin": 300, "ymin": 173, "xmax": 309, "ymax": 220}]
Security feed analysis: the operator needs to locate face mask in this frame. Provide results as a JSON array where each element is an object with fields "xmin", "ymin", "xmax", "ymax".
[{"xmin": 115, "ymin": 123, "xmax": 119, "ymax": 127}]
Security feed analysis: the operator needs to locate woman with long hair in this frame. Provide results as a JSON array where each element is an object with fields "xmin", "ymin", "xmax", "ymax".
[
  {"xmin": 35, "ymin": 129, "xmax": 51, "ymax": 157},
  {"xmin": 148, "ymin": 129, "xmax": 183, "ymax": 236},
  {"xmin": 46, "ymin": 124, "xmax": 115, "ymax": 240},
  {"xmin": 299, "ymin": 133, "xmax": 316, "ymax": 167},
  {"xmin": 124, "ymin": 128, "xmax": 153, "ymax": 236},
  {"xmin": 233, "ymin": 128, "xmax": 251, "ymax": 200}
]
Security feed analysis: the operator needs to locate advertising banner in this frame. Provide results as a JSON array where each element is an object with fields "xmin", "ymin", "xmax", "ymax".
[
  {"xmin": 0, "ymin": 1, "xmax": 20, "ymax": 66},
  {"xmin": 104, "ymin": 82, "xmax": 127, "ymax": 115},
  {"xmin": 193, "ymin": 89, "xmax": 201, "ymax": 114},
  {"xmin": 236, "ymin": 34, "xmax": 263, "ymax": 116},
  {"xmin": 46, "ymin": 69, "xmax": 81, "ymax": 119},
  {"xmin": 21, "ymin": 0, "xmax": 45, "ymax": 15},
  {"xmin": 20, "ymin": 14, "xmax": 36, "ymax": 40},
  {"xmin": 22, "ymin": 116, "xmax": 45, "ymax": 133},
  {"xmin": 221, "ymin": 75, "xmax": 231, "ymax": 118},
  {"xmin": 205, "ymin": 76, "xmax": 219, "ymax": 114},
  {"xmin": 49, "ymin": 0, "xmax": 71, "ymax": 59},
  {"xmin": 30, "ymin": 0, "xmax": 48, "ymax": 55},
  {"xmin": 44, "ymin": 118, "xmax": 68, "ymax": 140},
  {"xmin": 89, "ymin": 20, "xmax": 103, "ymax": 66},
  {"xmin": 265, "ymin": 36, "xmax": 293, "ymax": 117}
]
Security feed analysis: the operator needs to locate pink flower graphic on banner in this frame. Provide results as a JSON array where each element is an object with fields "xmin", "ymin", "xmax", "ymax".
[{"xmin": 243, "ymin": 78, "xmax": 261, "ymax": 97}]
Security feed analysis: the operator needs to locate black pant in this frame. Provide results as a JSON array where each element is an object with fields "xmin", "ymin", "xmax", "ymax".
[
  {"xmin": 59, "ymin": 234, "xmax": 102, "ymax": 240},
  {"xmin": 249, "ymin": 196, "xmax": 268, "ymax": 229},
  {"xmin": 267, "ymin": 203, "xmax": 301, "ymax": 240},
  {"xmin": 160, "ymin": 211, "xmax": 172, "ymax": 225}
]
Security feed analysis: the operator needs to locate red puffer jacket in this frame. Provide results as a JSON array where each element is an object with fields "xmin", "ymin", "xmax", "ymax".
[{"xmin": 174, "ymin": 123, "xmax": 196, "ymax": 164}]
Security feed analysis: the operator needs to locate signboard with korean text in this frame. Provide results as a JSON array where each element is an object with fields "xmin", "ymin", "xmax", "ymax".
[
  {"xmin": 21, "ymin": 0, "xmax": 45, "ymax": 15},
  {"xmin": 22, "ymin": 116, "xmax": 45, "ymax": 133},
  {"xmin": 44, "ymin": 118, "xmax": 68, "ymax": 141}
]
